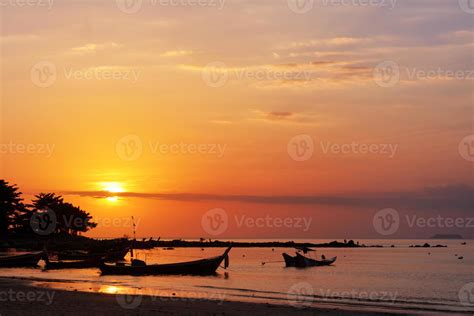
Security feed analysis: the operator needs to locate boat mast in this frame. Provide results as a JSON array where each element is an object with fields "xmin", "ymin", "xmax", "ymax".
[{"xmin": 131, "ymin": 216, "xmax": 136, "ymax": 259}]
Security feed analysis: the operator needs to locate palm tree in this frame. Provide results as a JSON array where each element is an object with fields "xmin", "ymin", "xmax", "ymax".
[
  {"xmin": 0, "ymin": 180, "xmax": 24, "ymax": 240},
  {"xmin": 31, "ymin": 193, "xmax": 64, "ymax": 210},
  {"xmin": 58, "ymin": 202, "xmax": 97, "ymax": 236},
  {"xmin": 32, "ymin": 193, "xmax": 96, "ymax": 236},
  {"xmin": 31, "ymin": 193, "xmax": 65, "ymax": 234}
]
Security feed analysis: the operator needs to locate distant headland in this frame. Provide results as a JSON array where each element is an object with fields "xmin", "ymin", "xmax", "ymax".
[{"xmin": 430, "ymin": 234, "xmax": 463, "ymax": 240}]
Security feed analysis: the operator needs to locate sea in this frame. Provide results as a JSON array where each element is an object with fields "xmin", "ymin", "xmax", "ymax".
[{"xmin": 1, "ymin": 239, "xmax": 473, "ymax": 314}]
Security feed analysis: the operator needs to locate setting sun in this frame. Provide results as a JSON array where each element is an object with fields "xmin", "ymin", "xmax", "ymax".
[
  {"xmin": 100, "ymin": 182, "xmax": 125, "ymax": 193},
  {"xmin": 98, "ymin": 182, "xmax": 125, "ymax": 202}
]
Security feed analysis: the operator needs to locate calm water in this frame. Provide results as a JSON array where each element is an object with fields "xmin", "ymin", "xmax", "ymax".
[{"xmin": 1, "ymin": 239, "xmax": 473, "ymax": 313}]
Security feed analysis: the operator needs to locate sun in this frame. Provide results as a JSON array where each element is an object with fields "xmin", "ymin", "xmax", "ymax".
[
  {"xmin": 100, "ymin": 182, "xmax": 125, "ymax": 193},
  {"xmin": 98, "ymin": 182, "xmax": 125, "ymax": 202}
]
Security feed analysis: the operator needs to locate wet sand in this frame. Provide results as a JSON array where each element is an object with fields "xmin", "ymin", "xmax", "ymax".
[{"xmin": 0, "ymin": 278, "xmax": 450, "ymax": 315}]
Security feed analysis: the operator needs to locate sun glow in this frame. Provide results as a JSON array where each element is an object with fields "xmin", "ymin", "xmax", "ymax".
[
  {"xmin": 98, "ymin": 182, "xmax": 125, "ymax": 203},
  {"xmin": 101, "ymin": 182, "xmax": 125, "ymax": 193},
  {"xmin": 100, "ymin": 286, "xmax": 119, "ymax": 294}
]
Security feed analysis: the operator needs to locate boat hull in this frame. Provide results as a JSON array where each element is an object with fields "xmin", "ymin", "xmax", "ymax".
[
  {"xmin": 100, "ymin": 247, "xmax": 231, "ymax": 276},
  {"xmin": 58, "ymin": 247, "xmax": 130, "ymax": 261},
  {"xmin": 282, "ymin": 253, "xmax": 336, "ymax": 268},
  {"xmin": 0, "ymin": 251, "xmax": 44, "ymax": 268},
  {"xmin": 45, "ymin": 258, "xmax": 101, "ymax": 270}
]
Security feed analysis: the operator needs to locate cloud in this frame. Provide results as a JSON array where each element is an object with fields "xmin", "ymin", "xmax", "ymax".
[
  {"xmin": 267, "ymin": 112, "xmax": 293, "ymax": 119},
  {"xmin": 70, "ymin": 42, "xmax": 122, "ymax": 54},
  {"xmin": 210, "ymin": 120, "xmax": 233, "ymax": 125},
  {"xmin": 160, "ymin": 50, "xmax": 194, "ymax": 57},
  {"xmin": 62, "ymin": 184, "xmax": 474, "ymax": 212},
  {"xmin": 249, "ymin": 110, "xmax": 321, "ymax": 125},
  {"xmin": 277, "ymin": 37, "xmax": 373, "ymax": 50}
]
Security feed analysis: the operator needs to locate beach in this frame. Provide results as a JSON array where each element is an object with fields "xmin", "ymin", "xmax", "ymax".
[
  {"xmin": 0, "ymin": 278, "xmax": 432, "ymax": 316},
  {"xmin": 0, "ymin": 241, "xmax": 472, "ymax": 315}
]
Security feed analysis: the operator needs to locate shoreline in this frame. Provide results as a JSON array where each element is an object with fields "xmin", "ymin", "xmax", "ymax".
[{"xmin": 0, "ymin": 278, "xmax": 465, "ymax": 316}]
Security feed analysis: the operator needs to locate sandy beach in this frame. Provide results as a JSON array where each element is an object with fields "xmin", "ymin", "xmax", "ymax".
[{"xmin": 0, "ymin": 278, "xmax": 429, "ymax": 316}]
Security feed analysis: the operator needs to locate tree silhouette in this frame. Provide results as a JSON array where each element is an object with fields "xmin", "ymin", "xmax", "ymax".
[
  {"xmin": 1, "ymin": 181, "xmax": 97, "ymax": 239},
  {"xmin": 0, "ymin": 180, "xmax": 24, "ymax": 240},
  {"xmin": 32, "ymin": 192, "xmax": 96, "ymax": 235}
]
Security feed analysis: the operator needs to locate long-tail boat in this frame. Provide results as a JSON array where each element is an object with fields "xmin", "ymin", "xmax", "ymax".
[
  {"xmin": 100, "ymin": 246, "xmax": 232, "ymax": 276},
  {"xmin": 282, "ymin": 252, "xmax": 336, "ymax": 268},
  {"xmin": 0, "ymin": 251, "xmax": 44, "ymax": 268}
]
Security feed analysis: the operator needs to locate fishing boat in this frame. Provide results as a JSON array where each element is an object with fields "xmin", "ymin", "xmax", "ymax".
[
  {"xmin": 44, "ymin": 257, "xmax": 103, "ymax": 270},
  {"xmin": 0, "ymin": 251, "xmax": 44, "ymax": 268},
  {"xmin": 100, "ymin": 246, "xmax": 232, "ymax": 276},
  {"xmin": 282, "ymin": 252, "xmax": 336, "ymax": 268},
  {"xmin": 58, "ymin": 246, "xmax": 130, "ymax": 261}
]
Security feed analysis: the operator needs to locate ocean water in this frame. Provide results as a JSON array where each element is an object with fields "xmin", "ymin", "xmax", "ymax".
[{"xmin": 1, "ymin": 239, "xmax": 473, "ymax": 313}]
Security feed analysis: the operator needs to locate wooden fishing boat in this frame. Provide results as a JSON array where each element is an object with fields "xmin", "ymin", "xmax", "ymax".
[
  {"xmin": 282, "ymin": 252, "xmax": 336, "ymax": 268},
  {"xmin": 0, "ymin": 251, "xmax": 44, "ymax": 268},
  {"xmin": 44, "ymin": 257, "xmax": 102, "ymax": 270},
  {"xmin": 58, "ymin": 246, "xmax": 130, "ymax": 261},
  {"xmin": 100, "ymin": 246, "xmax": 232, "ymax": 276}
]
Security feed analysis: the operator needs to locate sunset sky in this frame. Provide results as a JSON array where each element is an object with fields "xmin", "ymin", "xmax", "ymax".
[{"xmin": 1, "ymin": 0, "xmax": 472, "ymax": 239}]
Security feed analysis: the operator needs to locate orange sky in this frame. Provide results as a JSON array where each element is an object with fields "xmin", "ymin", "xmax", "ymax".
[{"xmin": 1, "ymin": 1, "xmax": 473, "ymax": 239}]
